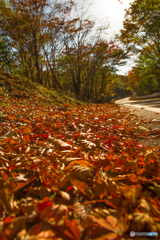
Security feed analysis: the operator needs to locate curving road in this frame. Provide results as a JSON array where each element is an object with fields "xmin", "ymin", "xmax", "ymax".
[
  {"xmin": 115, "ymin": 97, "xmax": 160, "ymax": 147},
  {"xmin": 115, "ymin": 97, "xmax": 160, "ymax": 113}
]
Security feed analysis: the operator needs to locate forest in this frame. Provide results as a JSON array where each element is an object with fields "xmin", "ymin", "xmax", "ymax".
[
  {"xmin": 1, "ymin": 0, "xmax": 159, "ymax": 100},
  {"xmin": 0, "ymin": 0, "xmax": 127, "ymax": 102}
]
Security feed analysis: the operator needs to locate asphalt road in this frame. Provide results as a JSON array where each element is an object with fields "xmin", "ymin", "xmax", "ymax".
[
  {"xmin": 115, "ymin": 97, "xmax": 160, "ymax": 147},
  {"xmin": 115, "ymin": 97, "xmax": 160, "ymax": 113}
]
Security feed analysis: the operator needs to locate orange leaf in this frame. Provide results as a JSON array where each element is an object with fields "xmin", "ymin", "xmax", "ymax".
[{"xmin": 71, "ymin": 179, "xmax": 93, "ymax": 199}]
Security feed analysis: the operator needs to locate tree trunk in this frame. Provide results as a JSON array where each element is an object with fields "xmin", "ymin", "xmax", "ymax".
[
  {"xmin": 72, "ymin": 71, "xmax": 77, "ymax": 94},
  {"xmin": 52, "ymin": 72, "xmax": 63, "ymax": 90},
  {"xmin": 43, "ymin": 47, "xmax": 63, "ymax": 90},
  {"xmin": 32, "ymin": 27, "xmax": 41, "ymax": 84}
]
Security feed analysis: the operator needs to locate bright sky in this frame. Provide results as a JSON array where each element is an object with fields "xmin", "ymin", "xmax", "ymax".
[
  {"xmin": 91, "ymin": 0, "xmax": 135, "ymax": 74},
  {"xmin": 91, "ymin": 0, "xmax": 134, "ymax": 36}
]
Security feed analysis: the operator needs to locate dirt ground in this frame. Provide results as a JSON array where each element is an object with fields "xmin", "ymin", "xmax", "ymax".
[{"xmin": 119, "ymin": 104, "xmax": 160, "ymax": 148}]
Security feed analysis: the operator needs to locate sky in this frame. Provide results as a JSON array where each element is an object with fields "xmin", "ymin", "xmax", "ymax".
[{"xmin": 91, "ymin": 0, "xmax": 135, "ymax": 75}]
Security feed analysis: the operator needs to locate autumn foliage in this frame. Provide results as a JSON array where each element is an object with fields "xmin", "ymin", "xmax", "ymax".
[
  {"xmin": 0, "ymin": 0, "xmax": 127, "ymax": 102},
  {"xmin": 1, "ymin": 76, "xmax": 160, "ymax": 239}
]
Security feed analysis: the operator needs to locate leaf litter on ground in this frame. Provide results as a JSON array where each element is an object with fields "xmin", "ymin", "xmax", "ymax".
[{"xmin": 1, "ymin": 95, "xmax": 160, "ymax": 239}]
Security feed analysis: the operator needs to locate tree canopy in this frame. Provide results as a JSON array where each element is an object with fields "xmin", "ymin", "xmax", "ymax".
[
  {"xmin": 118, "ymin": 0, "xmax": 160, "ymax": 95},
  {"xmin": 0, "ymin": 0, "xmax": 128, "ymax": 101}
]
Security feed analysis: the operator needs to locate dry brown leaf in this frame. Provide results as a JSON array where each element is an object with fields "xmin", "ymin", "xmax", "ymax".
[
  {"xmin": 59, "ymin": 191, "xmax": 70, "ymax": 201},
  {"xmin": 80, "ymin": 140, "xmax": 96, "ymax": 149},
  {"xmin": 144, "ymin": 150, "xmax": 159, "ymax": 163},
  {"xmin": 89, "ymin": 215, "xmax": 118, "ymax": 232},
  {"xmin": 71, "ymin": 179, "xmax": 94, "ymax": 199},
  {"xmin": 53, "ymin": 139, "xmax": 72, "ymax": 150},
  {"xmin": 93, "ymin": 232, "xmax": 119, "ymax": 240},
  {"xmin": 70, "ymin": 165, "xmax": 94, "ymax": 182},
  {"xmin": 61, "ymin": 157, "xmax": 83, "ymax": 165},
  {"xmin": 133, "ymin": 212, "xmax": 157, "ymax": 232},
  {"xmin": 140, "ymin": 199, "xmax": 150, "ymax": 212},
  {"xmin": 131, "ymin": 126, "xmax": 149, "ymax": 134}
]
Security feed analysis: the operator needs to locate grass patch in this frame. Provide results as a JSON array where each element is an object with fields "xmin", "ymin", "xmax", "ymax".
[{"xmin": 0, "ymin": 71, "xmax": 83, "ymax": 106}]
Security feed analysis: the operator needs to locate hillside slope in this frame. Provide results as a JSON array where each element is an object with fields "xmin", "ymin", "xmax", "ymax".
[{"xmin": 0, "ymin": 71, "xmax": 81, "ymax": 106}]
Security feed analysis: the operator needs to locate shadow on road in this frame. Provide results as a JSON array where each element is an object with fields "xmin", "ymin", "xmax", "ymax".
[{"xmin": 118, "ymin": 98, "xmax": 160, "ymax": 109}]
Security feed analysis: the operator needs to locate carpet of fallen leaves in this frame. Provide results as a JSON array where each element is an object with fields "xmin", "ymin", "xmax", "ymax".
[{"xmin": 1, "ymin": 98, "xmax": 160, "ymax": 240}]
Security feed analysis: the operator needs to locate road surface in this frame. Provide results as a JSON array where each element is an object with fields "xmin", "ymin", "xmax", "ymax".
[
  {"xmin": 115, "ymin": 97, "xmax": 160, "ymax": 147},
  {"xmin": 115, "ymin": 97, "xmax": 160, "ymax": 113}
]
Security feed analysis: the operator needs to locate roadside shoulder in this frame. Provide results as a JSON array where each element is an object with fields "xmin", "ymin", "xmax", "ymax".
[{"xmin": 120, "ymin": 104, "xmax": 160, "ymax": 147}]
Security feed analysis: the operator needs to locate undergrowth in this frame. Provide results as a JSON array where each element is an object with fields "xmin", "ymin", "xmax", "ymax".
[{"xmin": 0, "ymin": 71, "xmax": 83, "ymax": 107}]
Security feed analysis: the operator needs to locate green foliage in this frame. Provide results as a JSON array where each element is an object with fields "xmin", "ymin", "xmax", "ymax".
[
  {"xmin": 128, "ymin": 61, "xmax": 159, "ymax": 96},
  {"xmin": 119, "ymin": 0, "xmax": 160, "ymax": 51},
  {"xmin": 119, "ymin": 0, "xmax": 160, "ymax": 95}
]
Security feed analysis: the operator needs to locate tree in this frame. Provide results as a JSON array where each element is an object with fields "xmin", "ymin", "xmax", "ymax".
[
  {"xmin": 118, "ymin": 0, "xmax": 160, "ymax": 93},
  {"xmin": 56, "ymin": 0, "xmax": 127, "ymax": 99},
  {"xmin": 0, "ymin": 0, "xmax": 73, "ymax": 84},
  {"xmin": 0, "ymin": 0, "xmax": 128, "ymax": 100},
  {"xmin": 0, "ymin": 0, "xmax": 47, "ymax": 82},
  {"xmin": 83, "ymin": 40, "xmax": 128, "ymax": 101},
  {"xmin": 59, "ymin": 0, "xmax": 100, "ymax": 96},
  {"xmin": 57, "ymin": 37, "xmax": 127, "ymax": 101},
  {"xmin": 119, "ymin": 0, "xmax": 160, "ymax": 53},
  {"xmin": 0, "ymin": 35, "xmax": 13, "ymax": 71},
  {"xmin": 128, "ymin": 57, "xmax": 159, "ymax": 96}
]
